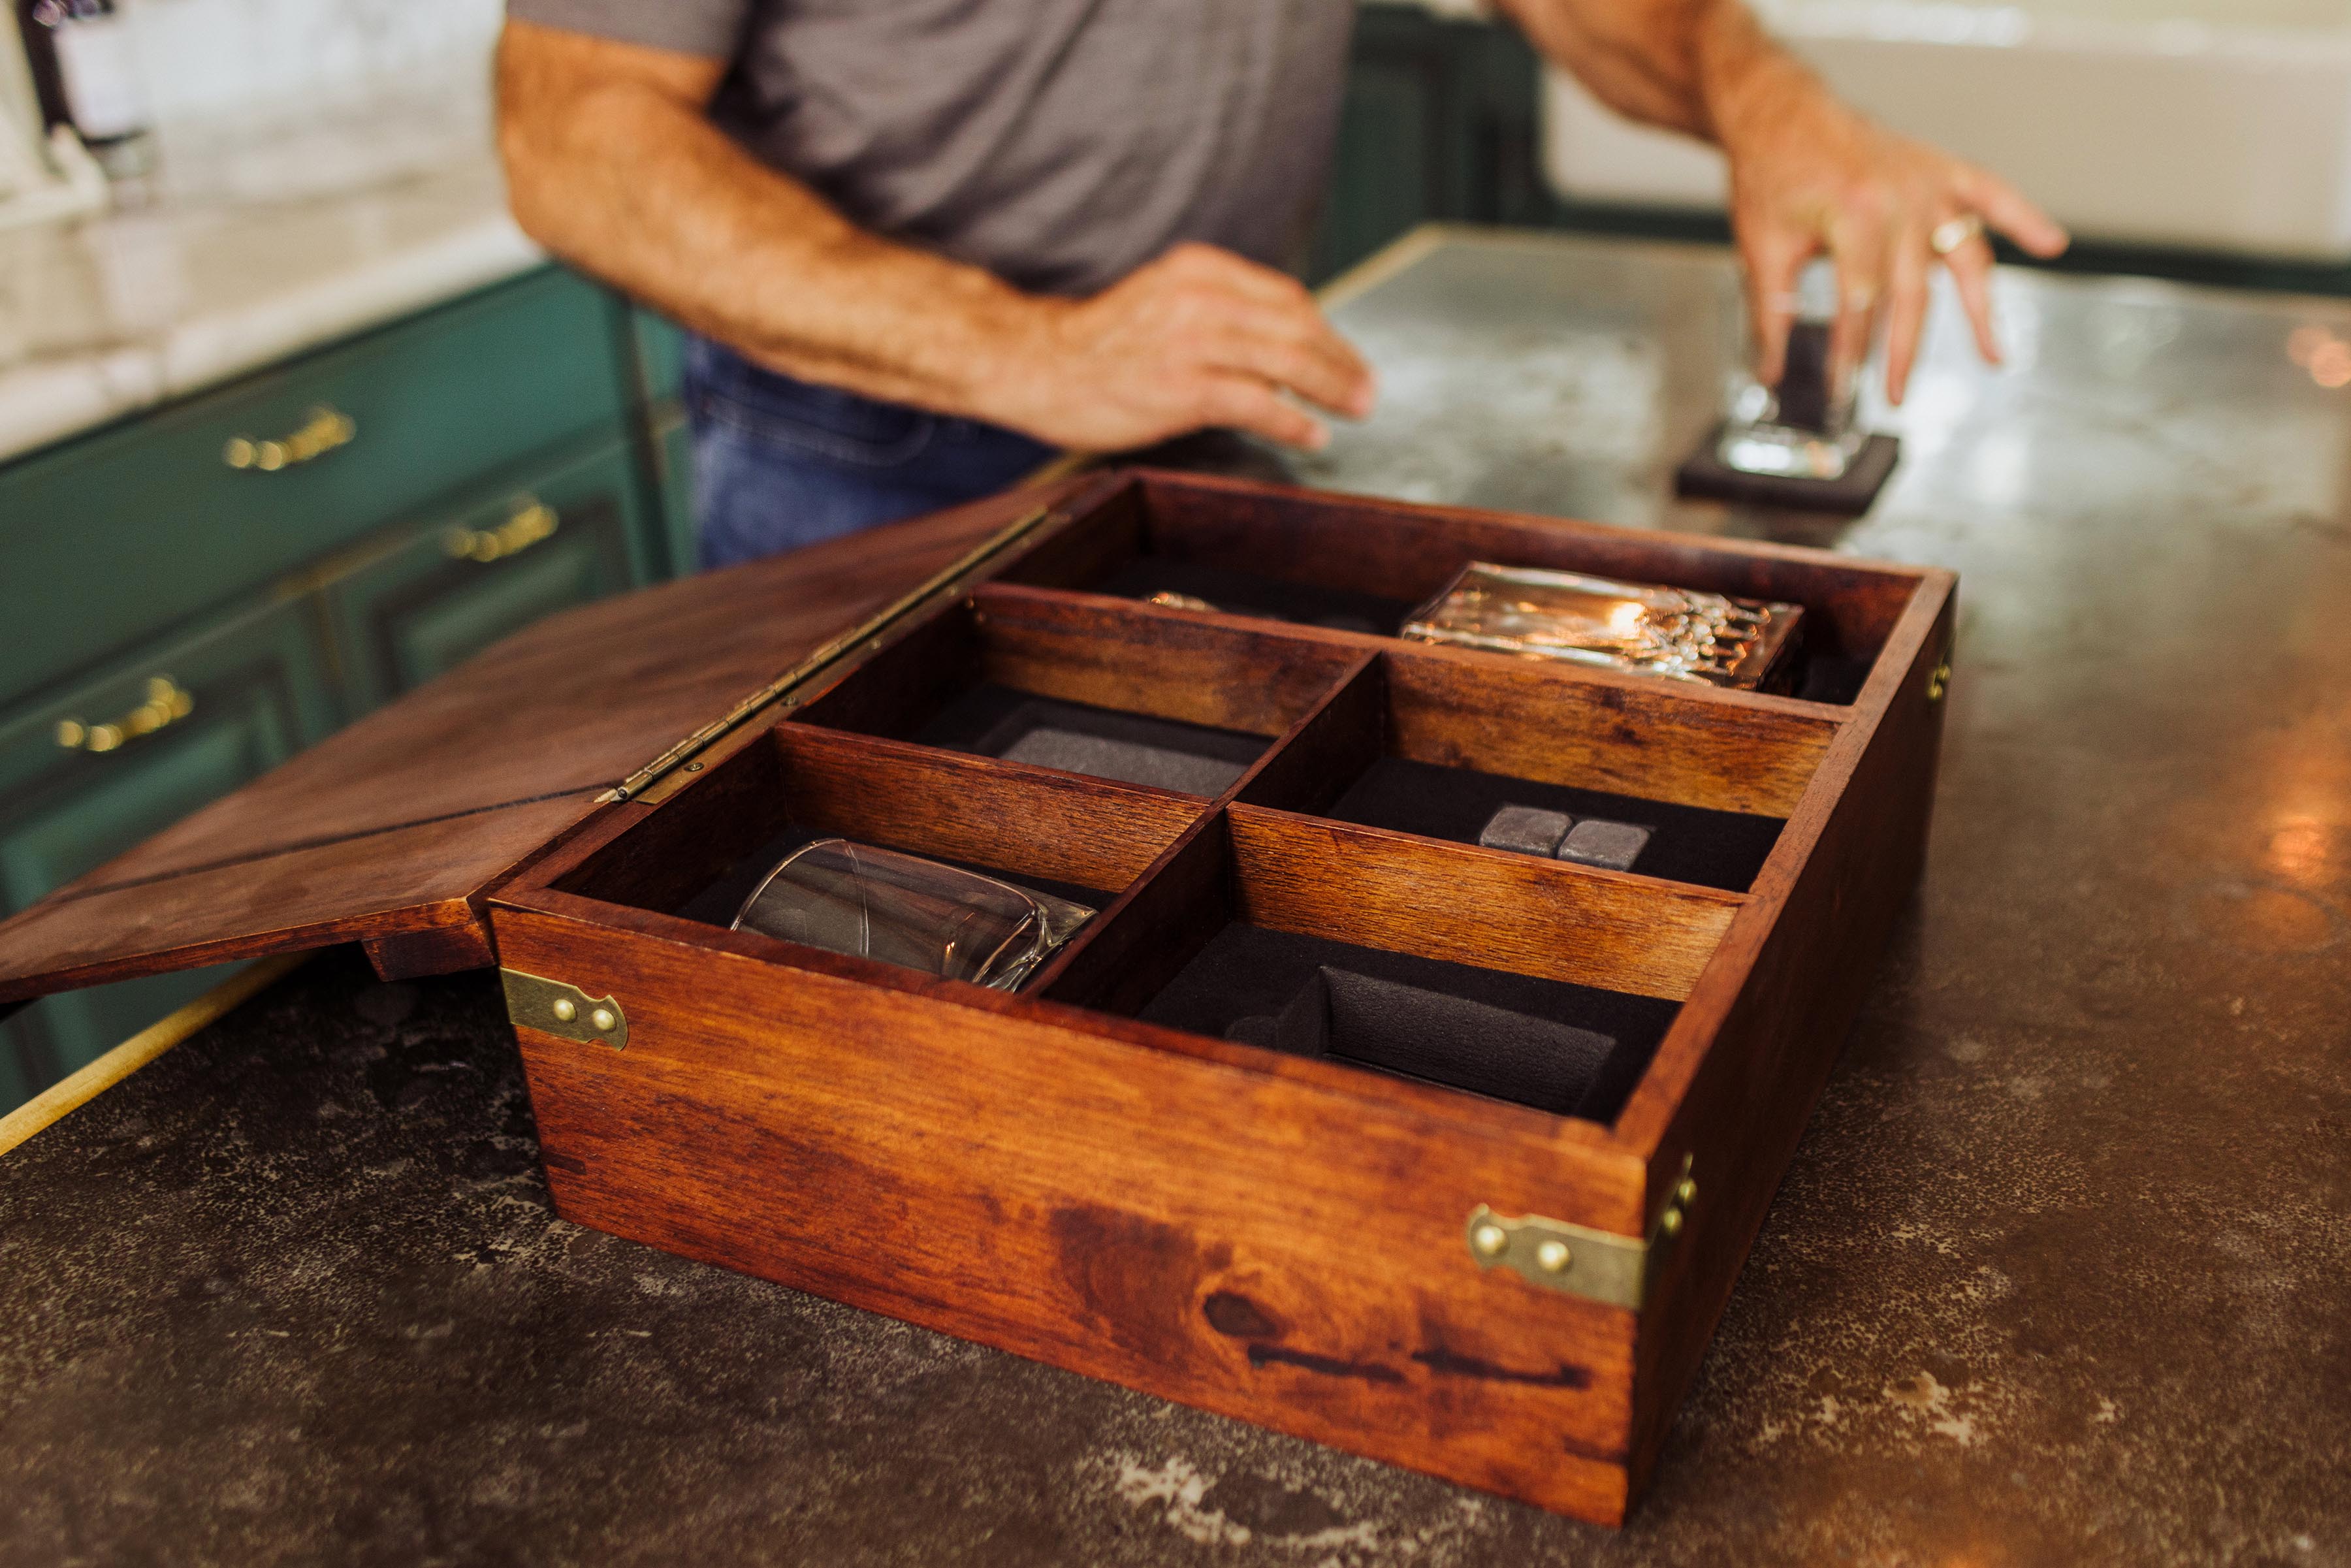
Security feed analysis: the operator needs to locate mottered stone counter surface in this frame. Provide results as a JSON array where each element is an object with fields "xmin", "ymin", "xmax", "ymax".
[{"xmin": 3, "ymin": 233, "xmax": 2350, "ymax": 1565}]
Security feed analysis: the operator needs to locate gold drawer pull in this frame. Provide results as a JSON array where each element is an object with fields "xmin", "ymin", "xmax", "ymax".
[
  {"xmin": 223, "ymin": 406, "xmax": 357, "ymax": 472},
  {"xmin": 446, "ymin": 499, "xmax": 560, "ymax": 564},
  {"xmin": 57, "ymin": 677, "xmax": 195, "ymax": 753}
]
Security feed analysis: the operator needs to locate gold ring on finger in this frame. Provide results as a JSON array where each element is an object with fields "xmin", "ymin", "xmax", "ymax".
[{"xmin": 1930, "ymin": 213, "xmax": 1985, "ymax": 257}]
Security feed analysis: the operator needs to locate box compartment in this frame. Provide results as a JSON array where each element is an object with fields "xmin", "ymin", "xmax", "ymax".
[
  {"xmin": 547, "ymin": 721, "xmax": 1202, "ymax": 969},
  {"xmin": 795, "ymin": 586, "xmax": 1361, "ymax": 795},
  {"xmin": 1236, "ymin": 651, "xmax": 1831, "ymax": 891},
  {"xmin": 1036, "ymin": 807, "xmax": 1731, "ymax": 1125},
  {"xmin": 1000, "ymin": 472, "xmax": 1923, "ymax": 703}
]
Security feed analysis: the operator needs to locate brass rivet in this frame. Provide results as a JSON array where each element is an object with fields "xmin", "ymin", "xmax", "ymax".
[
  {"xmin": 1677, "ymin": 1177, "xmax": 1698, "ymax": 1207},
  {"xmin": 1535, "ymin": 1238, "xmax": 1571, "ymax": 1273},
  {"xmin": 590, "ymin": 1008, "xmax": 616, "ymax": 1033},
  {"xmin": 551, "ymin": 998, "xmax": 577, "ymax": 1023},
  {"xmin": 1661, "ymin": 1208, "xmax": 1685, "ymax": 1238},
  {"xmin": 1471, "ymin": 1223, "xmax": 1509, "ymax": 1257}
]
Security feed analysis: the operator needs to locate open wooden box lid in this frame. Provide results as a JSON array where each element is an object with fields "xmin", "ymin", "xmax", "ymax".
[{"xmin": 0, "ymin": 476, "xmax": 1110, "ymax": 1012}]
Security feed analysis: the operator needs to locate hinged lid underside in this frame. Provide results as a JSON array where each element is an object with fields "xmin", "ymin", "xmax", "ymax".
[{"xmin": 0, "ymin": 477, "xmax": 1096, "ymax": 1006}]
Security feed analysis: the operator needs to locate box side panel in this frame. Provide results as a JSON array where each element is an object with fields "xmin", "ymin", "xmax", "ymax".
[
  {"xmin": 1622, "ymin": 584, "xmax": 1956, "ymax": 1497},
  {"xmin": 498, "ymin": 910, "xmax": 1644, "ymax": 1524}
]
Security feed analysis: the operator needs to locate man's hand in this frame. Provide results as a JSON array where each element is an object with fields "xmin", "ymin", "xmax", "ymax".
[
  {"xmin": 986, "ymin": 244, "xmax": 1375, "ymax": 453},
  {"xmin": 1718, "ymin": 72, "xmax": 2070, "ymax": 404},
  {"xmin": 1503, "ymin": 0, "xmax": 2068, "ymax": 404}
]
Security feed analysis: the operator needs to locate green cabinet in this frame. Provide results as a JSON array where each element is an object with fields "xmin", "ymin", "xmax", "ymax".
[
  {"xmin": 0, "ymin": 268, "xmax": 636, "ymax": 710},
  {"xmin": 0, "ymin": 267, "xmax": 697, "ymax": 1113},
  {"xmin": 626, "ymin": 308, "xmax": 697, "ymax": 575},
  {"xmin": 0, "ymin": 599, "xmax": 343, "ymax": 1085},
  {"xmin": 1310, "ymin": 8, "xmax": 1554, "ymax": 284},
  {"xmin": 324, "ymin": 439, "xmax": 652, "ymax": 712},
  {"xmin": 650, "ymin": 409, "xmax": 697, "ymax": 576}
]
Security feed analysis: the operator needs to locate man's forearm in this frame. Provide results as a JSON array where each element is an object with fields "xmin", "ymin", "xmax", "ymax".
[
  {"xmin": 1496, "ymin": 0, "xmax": 1814, "ymax": 155},
  {"xmin": 496, "ymin": 19, "xmax": 1373, "ymax": 452},
  {"xmin": 497, "ymin": 22, "xmax": 1029, "ymax": 421}
]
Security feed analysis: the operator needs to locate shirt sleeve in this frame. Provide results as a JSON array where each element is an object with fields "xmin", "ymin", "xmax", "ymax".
[{"xmin": 504, "ymin": 0, "xmax": 750, "ymax": 59}]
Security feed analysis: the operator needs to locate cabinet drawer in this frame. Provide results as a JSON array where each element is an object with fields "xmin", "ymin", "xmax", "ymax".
[
  {"xmin": 324, "ymin": 440, "xmax": 653, "ymax": 714},
  {"xmin": 0, "ymin": 600, "xmax": 341, "ymax": 1089},
  {"xmin": 0, "ymin": 267, "xmax": 630, "ymax": 707}
]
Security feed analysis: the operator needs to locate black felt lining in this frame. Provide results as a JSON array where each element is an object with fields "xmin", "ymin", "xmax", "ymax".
[
  {"xmin": 1324, "ymin": 757, "xmax": 1782, "ymax": 893},
  {"xmin": 910, "ymin": 684, "xmax": 1266, "ymax": 795},
  {"xmin": 1140, "ymin": 924, "xmax": 1674, "ymax": 1125},
  {"xmin": 675, "ymin": 821, "xmax": 1112, "ymax": 932},
  {"xmin": 1789, "ymin": 651, "xmax": 1872, "ymax": 706},
  {"xmin": 1091, "ymin": 558, "xmax": 1418, "ymax": 637}
]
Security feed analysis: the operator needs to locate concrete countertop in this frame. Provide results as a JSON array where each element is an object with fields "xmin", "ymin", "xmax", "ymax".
[
  {"xmin": 1, "ymin": 229, "xmax": 2346, "ymax": 1565},
  {"xmin": 0, "ymin": 74, "xmax": 539, "ymax": 467}
]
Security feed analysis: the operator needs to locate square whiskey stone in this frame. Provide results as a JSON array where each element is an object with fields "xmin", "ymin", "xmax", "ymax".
[
  {"xmin": 1479, "ymin": 804, "xmax": 1572, "ymax": 857},
  {"xmin": 1557, "ymin": 818, "xmax": 1652, "ymax": 872}
]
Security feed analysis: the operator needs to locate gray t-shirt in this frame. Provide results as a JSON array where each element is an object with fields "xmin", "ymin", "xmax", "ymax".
[{"xmin": 505, "ymin": 0, "xmax": 1356, "ymax": 295}]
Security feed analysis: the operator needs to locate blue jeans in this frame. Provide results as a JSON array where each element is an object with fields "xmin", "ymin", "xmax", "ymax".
[{"xmin": 682, "ymin": 335, "xmax": 1057, "ymax": 569}]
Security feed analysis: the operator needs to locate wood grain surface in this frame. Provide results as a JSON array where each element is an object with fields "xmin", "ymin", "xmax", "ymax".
[
  {"xmin": 1227, "ymin": 806, "xmax": 1742, "ymax": 1002},
  {"xmin": 499, "ymin": 903, "xmax": 1651, "ymax": 1523},
  {"xmin": 1614, "ymin": 572, "xmax": 1955, "ymax": 1496}
]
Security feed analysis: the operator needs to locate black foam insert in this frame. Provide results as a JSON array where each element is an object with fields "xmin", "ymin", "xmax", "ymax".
[
  {"xmin": 910, "ymin": 684, "xmax": 1267, "ymax": 795},
  {"xmin": 1092, "ymin": 557, "xmax": 1418, "ymax": 637},
  {"xmin": 1141, "ymin": 924, "xmax": 1674, "ymax": 1125},
  {"xmin": 1791, "ymin": 650, "xmax": 1872, "ymax": 706},
  {"xmin": 676, "ymin": 820, "xmax": 1112, "ymax": 933},
  {"xmin": 1226, "ymin": 968, "xmax": 1618, "ymax": 1117},
  {"xmin": 1324, "ymin": 757, "xmax": 1782, "ymax": 892}
]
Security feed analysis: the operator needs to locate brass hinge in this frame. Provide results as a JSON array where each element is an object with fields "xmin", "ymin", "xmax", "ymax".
[
  {"xmin": 598, "ymin": 503, "xmax": 1066, "ymax": 805},
  {"xmin": 1465, "ymin": 1155, "xmax": 1696, "ymax": 1312},
  {"xmin": 502, "ymin": 969, "xmax": 628, "ymax": 1050}
]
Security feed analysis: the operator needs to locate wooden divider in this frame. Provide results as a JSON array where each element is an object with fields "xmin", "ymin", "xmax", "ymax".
[{"xmin": 1227, "ymin": 807, "xmax": 1740, "ymax": 1002}]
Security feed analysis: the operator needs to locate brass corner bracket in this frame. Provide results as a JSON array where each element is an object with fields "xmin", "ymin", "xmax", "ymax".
[
  {"xmin": 501, "ymin": 969, "xmax": 628, "ymax": 1051},
  {"xmin": 1466, "ymin": 1155, "xmax": 1697, "ymax": 1311}
]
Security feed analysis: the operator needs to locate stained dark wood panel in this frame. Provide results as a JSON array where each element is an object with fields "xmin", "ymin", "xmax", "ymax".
[{"xmin": 500, "ymin": 903, "xmax": 1647, "ymax": 1522}]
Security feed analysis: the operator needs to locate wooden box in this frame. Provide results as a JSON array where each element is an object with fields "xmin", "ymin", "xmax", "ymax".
[{"xmin": 0, "ymin": 469, "xmax": 1954, "ymax": 1525}]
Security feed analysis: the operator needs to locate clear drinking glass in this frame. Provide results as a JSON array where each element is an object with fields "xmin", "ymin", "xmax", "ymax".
[
  {"xmin": 1717, "ymin": 257, "xmax": 1868, "ymax": 480},
  {"xmin": 731, "ymin": 839, "xmax": 1093, "ymax": 991}
]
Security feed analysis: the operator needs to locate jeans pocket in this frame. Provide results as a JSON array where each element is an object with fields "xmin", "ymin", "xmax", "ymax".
[{"xmin": 682, "ymin": 336, "xmax": 937, "ymax": 468}]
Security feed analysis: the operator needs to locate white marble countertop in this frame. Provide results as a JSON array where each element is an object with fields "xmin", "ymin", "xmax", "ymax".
[{"xmin": 0, "ymin": 83, "xmax": 541, "ymax": 468}]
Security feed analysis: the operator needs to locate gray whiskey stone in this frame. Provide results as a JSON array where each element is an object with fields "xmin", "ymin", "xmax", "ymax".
[
  {"xmin": 1479, "ymin": 804, "xmax": 1572, "ymax": 856},
  {"xmin": 1558, "ymin": 818, "xmax": 1652, "ymax": 871}
]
